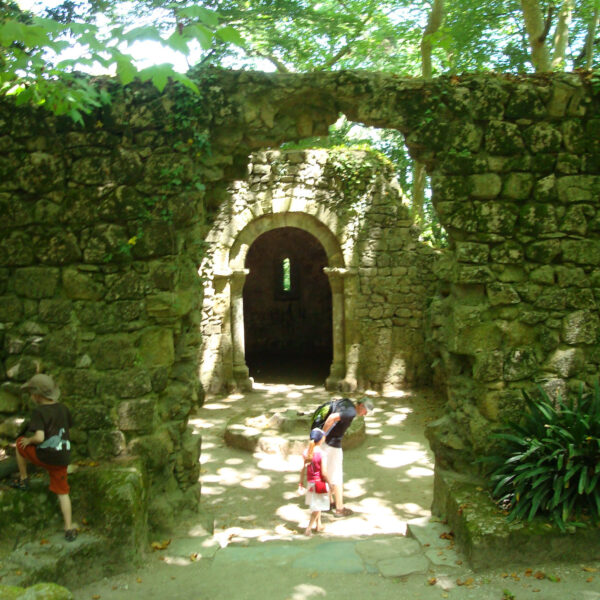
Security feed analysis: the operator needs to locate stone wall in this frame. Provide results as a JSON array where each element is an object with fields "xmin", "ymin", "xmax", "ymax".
[{"xmin": 1, "ymin": 69, "xmax": 599, "ymax": 508}]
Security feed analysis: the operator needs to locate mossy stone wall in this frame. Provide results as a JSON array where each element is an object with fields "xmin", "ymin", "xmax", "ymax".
[{"xmin": 0, "ymin": 69, "xmax": 599, "ymax": 504}]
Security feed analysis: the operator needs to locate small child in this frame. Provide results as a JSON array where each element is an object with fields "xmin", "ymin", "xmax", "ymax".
[
  {"xmin": 299, "ymin": 427, "xmax": 330, "ymax": 536},
  {"xmin": 12, "ymin": 373, "xmax": 77, "ymax": 542}
]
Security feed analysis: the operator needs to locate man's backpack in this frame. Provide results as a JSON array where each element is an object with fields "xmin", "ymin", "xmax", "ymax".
[
  {"xmin": 310, "ymin": 401, "xmax": 334, "ymax": 431},
  {"xmin": 310, "ymin": 398, "xmax": 353, "ymax": 431}
]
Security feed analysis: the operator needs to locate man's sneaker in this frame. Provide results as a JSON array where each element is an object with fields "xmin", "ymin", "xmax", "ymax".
[{"xmin": 9, "ymin": 477, "xmax": 29, "ymax": 490}]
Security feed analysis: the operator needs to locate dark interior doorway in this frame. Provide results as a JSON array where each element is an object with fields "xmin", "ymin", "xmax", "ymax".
[{"xmin": 243, "ymin": 227, "xmax": 332, "ymax": 384}]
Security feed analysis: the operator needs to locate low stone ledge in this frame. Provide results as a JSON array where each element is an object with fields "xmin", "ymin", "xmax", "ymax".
[
  {"xmin": 432, "ymin": 467, "xmax": 600, "ymax": 570},
  {"xmin": 224, "ymin": 408, "xmax": 366, "ymax": 455}
]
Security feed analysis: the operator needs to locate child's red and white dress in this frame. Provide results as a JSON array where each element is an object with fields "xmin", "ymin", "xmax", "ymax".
[{"xmin": 303, "ymin": 447, "xmax": 330, "ymax": 512}]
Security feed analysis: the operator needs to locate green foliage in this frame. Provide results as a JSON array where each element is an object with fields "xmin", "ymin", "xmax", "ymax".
[
  {"xmin": 0, "ymin": 1, "xmax": 239, "ymax": 120},
  {"xmin": 485, "ymin": 384, "xmax": 600, "ymax": 531}
]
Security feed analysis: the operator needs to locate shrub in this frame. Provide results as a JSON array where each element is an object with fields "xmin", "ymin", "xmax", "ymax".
[{"xmin": 485, "ymin": 384, "xmax": 600, "ymax": 530}]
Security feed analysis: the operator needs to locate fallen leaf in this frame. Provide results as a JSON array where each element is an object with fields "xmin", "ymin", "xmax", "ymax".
[
  {"xmin": 587, "ymin": 577, "xmax": 594, "ymax": 583},
  {"xmin": 546, "ymin": 574, "xmax": 561, "ymax": 582},
  {"xmin": 583, "ymin": 567, "xmax": 597, "ymax": 573},
  {"xmin": 40, "ymin": 539, "xmax": 49, "ymax": 545},
  {"xmin": 136, "ymin": 578, "xmax": 142, "ymax": 584},
  {"xmin": 151, "ymin": 539, "xmax": 171, "ymax": 551},
  {"xmin": 92, "ymin": 595, "xmax": 101, "ymax": 599},
  {"xmin": 440, "ymin": 532, "xmax": 454, "ymax": 540},
  {"xmin": 190, "ymin": 553, "xmax": 199, "ymax": 561},
  {"xmin": 456, "ymin": 560, "xmax": 463, "ymax": 565},
  {"xmin": 534, "ymin": 572, "xmax": 546, "ymax": 580},
  {"xmin": 524, "ymin": 568, "xmax": 533, "ymax": 576},
  {"xmin": 428, "ymin": 577, "xmax": 437, "ymax": 585}
]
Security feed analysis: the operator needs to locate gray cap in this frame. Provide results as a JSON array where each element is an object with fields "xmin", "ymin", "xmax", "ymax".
[
  {"xmin": 21, "ymin": 374, "xmax": 61, "ymax": 401},
  {"xmin": 358, "ymin": 397, "xmax": 374, "ymax": 413}
]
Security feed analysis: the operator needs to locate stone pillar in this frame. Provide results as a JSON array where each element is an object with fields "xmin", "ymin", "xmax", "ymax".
[
  {"xmin": 323, "ymin": 267, "xmax": 352, "ymax": 390},
  {"xmin": 229, "ymin": 268, "xmax": 253, "ymax": 391}
]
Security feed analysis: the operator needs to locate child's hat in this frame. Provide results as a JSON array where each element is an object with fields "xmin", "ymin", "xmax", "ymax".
[
  {"xmin": 21, "ymin": 374, "xmax": 61, "ymax": 401},
  {"xmin": 310, "ymin": 428, "xmax": 325, "ymax": 443}
]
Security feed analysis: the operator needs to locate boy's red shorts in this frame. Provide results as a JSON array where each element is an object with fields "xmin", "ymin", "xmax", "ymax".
[{"xmin": 16, "ymin": 437, "xmax": 69, "ymax": 495}]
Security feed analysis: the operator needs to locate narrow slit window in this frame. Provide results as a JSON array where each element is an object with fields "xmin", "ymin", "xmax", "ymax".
[{"xmin": 282, "ymin": 257, "xmax": 291, "ymax": 292}]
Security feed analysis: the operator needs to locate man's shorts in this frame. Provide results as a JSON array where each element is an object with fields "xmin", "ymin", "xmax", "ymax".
[
  {"xmin": 321, "ymin": 443, "xmax": 343, "ymax": 486},
  {"xmin": 16, "ymin": 437, "xmax": 69, "ymax": 495}
]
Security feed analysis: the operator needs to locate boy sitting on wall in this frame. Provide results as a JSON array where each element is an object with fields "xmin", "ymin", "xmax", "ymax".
[{"xmin": 12, "ymin": 373, "xmax": 77, "ymax": 542}]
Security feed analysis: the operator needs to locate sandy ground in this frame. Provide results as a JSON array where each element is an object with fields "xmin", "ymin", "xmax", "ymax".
[{"xmin": 71, "ymin": 383, "xmax": 600, "ymax": 600}]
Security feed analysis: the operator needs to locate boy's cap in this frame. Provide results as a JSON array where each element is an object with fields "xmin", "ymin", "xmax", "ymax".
[
  {"xmin": 21, "ymin": 374, "xmax": 60, "ymax": 401},
  {"xmin": 310, "ymin": 428, "xmax": 325, "ymax": 443},
  {"xmin": 358, "ymin": 397, "xmax": 374, "ymax": 413}
]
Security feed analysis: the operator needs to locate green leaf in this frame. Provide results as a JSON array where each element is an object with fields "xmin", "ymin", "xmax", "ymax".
[
  {"xmin": 123, "ymin": 26, "xmax": 165, "ymax": 44},
  {"xmin": 216, "ymin": 26, "xmax": 244, "ymax": 47},
  {"xmin": 174, "ymin": 6, "xmax": 219, "ymax": 28},
  {"xmin": 116, "ymin": 58, "xmax": 137, "ymax": 86},
  {"xmin": 184, "ymin": 24, "xmax": 213, "ymax": 50},
  {"xmin": 166, "ymin": 30, "xmax": 191, "ymax": 54}
]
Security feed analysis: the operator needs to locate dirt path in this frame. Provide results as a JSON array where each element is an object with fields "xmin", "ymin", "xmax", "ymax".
[{"xmin": 193, "ymin": 383, "xmax": 442, "ymax": 541}]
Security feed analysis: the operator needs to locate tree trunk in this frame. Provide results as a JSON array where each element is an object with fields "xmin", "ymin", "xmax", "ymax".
[
  {"xmin": 413, "ymin": 0, "xmax": 444, "ymax": 224},
  {"xmin": 420, "ymin": 0, "xmax": 445, "ymax": 79},
  {"xmin": 521, "ymin": 0, "xmax": 552, "ymax": 71},
  {"xmin": 583, "ymin": 3, "xmax": 599, "ymax": 69},
  {"xmin": 552, "ymin": 0, "xmax": 574, "ymax": 69}
]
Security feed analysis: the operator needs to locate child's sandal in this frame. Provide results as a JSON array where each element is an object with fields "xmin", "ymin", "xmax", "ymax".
[
  {"xmin": 9, "ymin": 477, "xmax": 29, "ymax": 490},
  {"xmin": 65, "ymin": 529, "xmax": 78, "ymax": 542}
]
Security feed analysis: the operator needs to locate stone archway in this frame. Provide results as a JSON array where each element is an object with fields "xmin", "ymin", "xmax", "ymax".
[
  {"xmin": 226, "ymin": 212, "xmax": 348, "ymax": 391},
  {"xmin": 243, "ymin": 226, "xmax": 333, "ymax": 384}
]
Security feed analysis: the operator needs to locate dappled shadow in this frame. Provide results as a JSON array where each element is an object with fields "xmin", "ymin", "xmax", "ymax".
[{"xmin": 189, "ymin": 384, "xmax": 444, "ymax": 544}]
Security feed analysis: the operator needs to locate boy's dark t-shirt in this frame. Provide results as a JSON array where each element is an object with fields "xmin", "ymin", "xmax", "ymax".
[{"xmin": 27, "ymin": 403, "xmax": 73, "ymax": 466}]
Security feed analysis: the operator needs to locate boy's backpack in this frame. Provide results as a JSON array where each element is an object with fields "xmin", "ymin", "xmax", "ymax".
[{"xmin": 310, "ymin": 398, "xmax": 353, "ymax": 431}]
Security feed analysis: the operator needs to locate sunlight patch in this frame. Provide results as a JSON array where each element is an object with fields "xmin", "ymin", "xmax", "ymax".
[
  {"xmin": 367, "ymin": 445, "xmax": 428, "ymax": 469},
  {"xmin": 241, "ymin": 474, "xmax": 271, "ymax": 489},
  {"xmin": 406, "ymin": 466, "xmax": 434, "ymax": 478},
  {"xmin": 289, "ymin": 584, "xmax": 326, "ymax": 599}
]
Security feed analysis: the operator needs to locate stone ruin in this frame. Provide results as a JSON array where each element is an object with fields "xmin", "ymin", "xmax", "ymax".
[{"xmin": 0, "ymin": 68, "xmax": 599, "ymax": 532}]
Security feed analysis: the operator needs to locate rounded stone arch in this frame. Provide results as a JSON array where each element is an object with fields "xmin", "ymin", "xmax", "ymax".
[
  {"xmin": 225, "ymin": 212, "xmax": 349, "ymax": 390},
  {"xmin": 228, "ymin": 212, "xmax": 345, "ymax": 271}
]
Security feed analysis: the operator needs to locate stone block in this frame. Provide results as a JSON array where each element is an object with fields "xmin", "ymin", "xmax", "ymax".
[
  {"xmin": 13, "ymin": 267, "xmax": 60, "ymax": 299},
  {"xmin": 118, "ymin": 398, "xmax": 156, "ymax": 432},
  {"xmin": 524, "ymin": 122, "xmax": 562, "ymax": 153},
  {"xmin": 562, "ymin": 239, "xmax": 600, "ymax": 265},
  {"xmin": 139, "ymin": 327, "xmax": 175, "ymax": 367},
  {"xmin": 503, "ymin": 347, "xmax": 537, "ymax": 381},
  {"xmin": 87, "ymin": 428, "xmax": 126, "ymax": 459},
  {"xmin": 0, "ymin": 384, "xmax": 21, "ymax": 413},
  {"xmin": 562, "ymin": 310, "xmax": 599, "ymax": 344},
  {"xmin": 99, "ymin": 369, "xmax": 152, "ymax": 399},
  {"xmin": 501, "ymin": 172, "xmax": 534, "ymax": 200},
  {"xmin": 89, "ymin": 334, "xmax": 137, "ymax": 370},
  {"xmin": 468, "ymin": 173, "xmax": 502, "ymax": 199},
  {"xmin": 543, "ymin": 347, "xmax": 585, "ymax": 377},
  {"xmin": 487, "ymin": 282, "xmax": 520, "ymax": 306},
  {"xmin": 0, "ymin": 295, "xmax": 23, "ymax": 323},
  {"xmin": 62, "ymin": 267, "xmax": 104, "ymax": 301}
]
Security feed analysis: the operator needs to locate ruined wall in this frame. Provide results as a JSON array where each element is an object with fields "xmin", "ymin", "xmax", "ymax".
[
  {"xmin": 199, "ymin": 148, "xmax": 437, "ymax": 393},
  {"xmin": 1, "ymin": 69, "xmax": 599, "ymax": 507}
]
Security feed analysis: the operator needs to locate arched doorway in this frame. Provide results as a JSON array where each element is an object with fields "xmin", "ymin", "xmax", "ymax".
[{"xmin": 243, "ymin": 227, "xmax": 332, "ymax": 384}]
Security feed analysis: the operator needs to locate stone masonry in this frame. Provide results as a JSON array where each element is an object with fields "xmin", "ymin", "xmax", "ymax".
[{"xmin": 0, "ymin": 69, "xmax": 599, "ymax": 518}]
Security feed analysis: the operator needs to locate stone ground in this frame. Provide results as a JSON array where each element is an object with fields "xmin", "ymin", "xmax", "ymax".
[{"xmin": 70, "ymin": 374, "xmax": 600, "ymax": 600}]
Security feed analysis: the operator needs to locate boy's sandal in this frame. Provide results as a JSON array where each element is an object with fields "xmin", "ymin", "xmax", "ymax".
[
  {"xmin": 334, "ymin": 507, "xmax": 354, "ymax": 517},
  {"xmin": 9, "ymin": 477, "xmax": 29, "ymax": 490},
  {"xmin": 65, "ymin": 529, "xmax": 78, "ymax": 542}
]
